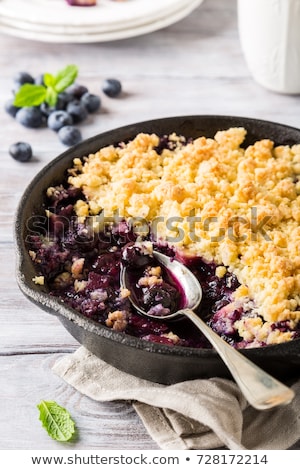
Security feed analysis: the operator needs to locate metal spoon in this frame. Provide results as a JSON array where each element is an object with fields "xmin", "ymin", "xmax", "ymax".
[{"xmin": 121, "ymin": 250, "xmax": 295, "ymax": 410}]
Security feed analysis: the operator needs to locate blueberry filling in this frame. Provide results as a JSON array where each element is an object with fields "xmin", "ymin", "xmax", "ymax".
[
  {"xmin": 122, "ymin": 249, "xmax": 183, "ymax": 317},
  {"xmin": 28, "ymin": 184, "xmax": 300, "ymax": 348},
  {"xmin": 27, "ymin": 191, "xmax": 240, "ymax": 349},
  {"xmin": 27, "ymin": 134, "xmax": 300, "ymax": 349},
  {"xmin": 27, "ymin": 198, "xmax": 219, "ymax": 347}
]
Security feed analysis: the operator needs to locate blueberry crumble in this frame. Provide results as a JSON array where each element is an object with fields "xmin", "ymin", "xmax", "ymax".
[{"xmin": 28, "ymin": 128, "xmax": 300, "ymax": 348}]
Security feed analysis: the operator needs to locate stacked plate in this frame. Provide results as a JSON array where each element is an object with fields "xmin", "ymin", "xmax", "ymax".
[{"xmin": 0, "ymin": 0, "xmax": 203, "ymax": 43}]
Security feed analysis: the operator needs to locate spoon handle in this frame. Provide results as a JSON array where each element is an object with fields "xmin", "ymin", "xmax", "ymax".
[{"xmin": 179, "ymin": 308, "xmax": 295, "ymax": 410}]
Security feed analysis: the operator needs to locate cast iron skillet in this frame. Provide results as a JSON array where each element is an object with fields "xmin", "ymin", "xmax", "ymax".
[{"xmin": 15, "ymin": 115, "xmax": 300, "ymax": 384}]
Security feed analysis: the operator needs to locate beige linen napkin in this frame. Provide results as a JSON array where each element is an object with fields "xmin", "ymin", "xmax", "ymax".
[{"xmin": 52, "ymin": 347, "xmax": 300, "ymax": 450}]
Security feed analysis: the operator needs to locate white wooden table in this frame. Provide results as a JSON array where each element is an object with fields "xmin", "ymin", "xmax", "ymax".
[{"xmin": 0, "ymin": 0, "xmax": 299, "ymax": 450}]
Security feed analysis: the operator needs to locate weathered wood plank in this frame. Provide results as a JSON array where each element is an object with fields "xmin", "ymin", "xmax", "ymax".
[{"xmin": 0, "ymin": 354, "xmax": 158, "ymax": 449}]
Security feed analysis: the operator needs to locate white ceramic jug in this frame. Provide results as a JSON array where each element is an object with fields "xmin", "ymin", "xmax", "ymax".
[{"xmin": 238, "ymin": 0, "xmax": 300, "ymax": 94}]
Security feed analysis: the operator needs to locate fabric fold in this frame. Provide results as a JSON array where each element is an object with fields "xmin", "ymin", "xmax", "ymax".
[{"xmin": 52, "ymin": 347, "xmax": 300, "ymax": 450}]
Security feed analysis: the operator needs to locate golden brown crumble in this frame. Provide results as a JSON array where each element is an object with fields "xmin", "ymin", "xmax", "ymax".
[
  {"xmin": 106, "ymin": 310, "xmax": 128, "ymax": 331},
  {"xmin": 68, "ymin": 128, "xmax": 300, "ymax": 345}
]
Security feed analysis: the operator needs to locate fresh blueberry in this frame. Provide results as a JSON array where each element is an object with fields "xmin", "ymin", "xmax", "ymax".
[
  {"xmin": 9, "ymin": 142, "xmax": 32, "ymax": 162},
  {"xmin": 57, "ymin": 91, "xmax": 74, "ymax": 109},
  {"xmin": 40, "ymin": 102, "xmax": 55, "ymax": 118},
  {"xmin": 66, "ymin": 100, "xmax": 88, "ymax": 123},
  {"xmin": 13, "ymin": 71, "xmax": 34, "ymax": 86},
  {"xmin": 47, "ymin": 110, "xmax": 73, "ymax": 132},
  {"xmin": 80, "ymin": 92, "xmax": 101, "ymax": 113},
  {"xmin": 40, "ymin": 95, "xmax": 66, "ymax": 117},
  {"xmin": 16, "ymin": 107, "xmax": 44, "ymax": 128},
  {"xmin": 102, "ymin": 78, "xmax": 122, "ymax": 97},
  {"xmin": 4, "ymin": 99, "xmax": 20, "ymax": 118},
  {"xmin": 58, "ymin": 126, "xmax": 82, "ymax": 146},
  {"xmin": 66, "ymin": 83, "xmax": 88, "ymax": 99}
]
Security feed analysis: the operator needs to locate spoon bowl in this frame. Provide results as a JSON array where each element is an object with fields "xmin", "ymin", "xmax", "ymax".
[
  {"xmin": 121, "ymin": 251, "xmax": 202, "ymax": 319},
  {"xmin": 121, "ymin": 250, "xmax": 295, "ymax": 410}
]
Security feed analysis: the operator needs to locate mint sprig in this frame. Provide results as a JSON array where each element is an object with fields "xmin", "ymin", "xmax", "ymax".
[
  {"xmin": 14, "ymin": 64, "xmax": 78, "ymax": 108},
  {"xmin": 54, "ymin": 64, "xmax": 78, "ymax": 93},
  {"xmin": 13, "ymin": 84, "xmax": 47, "ymax": 107},
  {"xmin": 37, "ymin": 400, "xmax": 76, "ymax": 442}
]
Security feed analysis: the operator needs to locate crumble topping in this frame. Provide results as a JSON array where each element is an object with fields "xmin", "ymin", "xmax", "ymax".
[
  {"xmin": 68, "ymin": 128, "xmax": 300, "ymax": 333},
  {"xmin": 32, "ymin": 275, "xmax": 45, "ymax": 286},
  {"xmin": 106, "ymin": 310, "xmax": 128, "ymax": 331},
  {"xmin": 28, "ymin": 128, "xmax": 300, "ymax": 348}
]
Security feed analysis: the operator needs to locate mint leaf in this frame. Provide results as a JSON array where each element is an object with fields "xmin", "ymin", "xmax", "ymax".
[
  {"xmin": 43, "ymin": 73, "xmax": 56, "ymax": 88},
  {"xmin": 14, "ymin": 84, "xmax": 46, "ymax": 107},
  {"xmin": 12, "ymin": 65, "xmax": 78, "ymax": 109},
  {"xmin": 37, "ymin": 400, "xmax": 76, "ymax": 442},
  {"xmin": 45, "ymin": 86, "xmax": 58, "ymax": 107},
  {"xmin": 54, "ymin": 64, "xmax": 78, "ymax": 93}
]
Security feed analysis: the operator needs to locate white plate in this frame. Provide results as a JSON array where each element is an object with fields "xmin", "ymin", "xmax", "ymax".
[
  {"xmin": 0, "ymin": 0, "xmax": 200, "ymax": 28},
  {"xmin": 0, "ymin": 0, "xmax": 203, "ymax": 43},
  {"xmin": 0, "ymin": 0, "xmax": 201, "ymax": 34}
]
